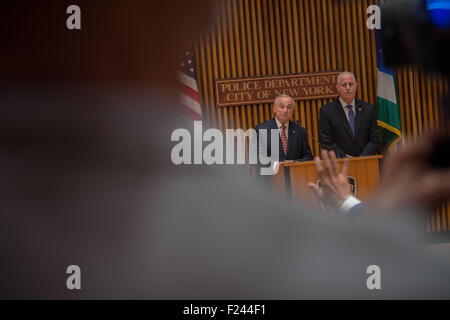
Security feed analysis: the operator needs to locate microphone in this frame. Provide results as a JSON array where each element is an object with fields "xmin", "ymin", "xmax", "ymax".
[{"xmin": 296, "ymin": 120, "xmax": 323, "ymax": 148}]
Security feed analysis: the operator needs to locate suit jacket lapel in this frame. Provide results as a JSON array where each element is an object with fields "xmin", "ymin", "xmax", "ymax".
[
  {"xmin": 269, "ymin": 118, "xmax": 284, "ymax": 160},
  {"xmin": 335, "ymin": 99, "xmax": 354, "ymax": 139},
  {"xmin": 269, "ymin": 118, "xmax": 278, "ymax": 130},
  {"xmin": 354, "ymin": 100, "xmax": 363, "ymax": 138},
  {"xmin": 286, "ymin": 121, "xmax": 296, "ymax": 158}
]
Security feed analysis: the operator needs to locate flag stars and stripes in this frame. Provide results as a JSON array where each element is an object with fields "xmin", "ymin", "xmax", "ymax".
[{"xmin": 178, "ymin": 45, "xmax": 202, "ymax": 120}]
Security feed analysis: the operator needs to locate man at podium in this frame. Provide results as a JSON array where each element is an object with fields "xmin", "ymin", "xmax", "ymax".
[
  {"xmin": 318, "ymin": 71, "xmax": 380, "ymax": 158},
  {"xmin": 255, "ymin": 94, "xmax": 313, "ymax": 162}
]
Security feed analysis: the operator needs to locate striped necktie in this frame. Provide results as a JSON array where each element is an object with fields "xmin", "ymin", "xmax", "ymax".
[
  {"xmin": 346, "ymin": 105, "xmax": 355, "ymax": 135},
  {"xmin": 280, "ymin": 124, "xmax": 288, "ymax": 155}
]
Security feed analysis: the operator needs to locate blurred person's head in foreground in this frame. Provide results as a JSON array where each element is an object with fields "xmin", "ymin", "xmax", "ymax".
[{"xmin": 1, "ymin": 0, "xmax": 450, "ymax": 299}]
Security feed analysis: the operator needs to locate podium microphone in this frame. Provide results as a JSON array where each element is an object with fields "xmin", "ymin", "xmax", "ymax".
[{"xmin": 296, "ymin": 120, "xmax": 323, "ymax": 148}]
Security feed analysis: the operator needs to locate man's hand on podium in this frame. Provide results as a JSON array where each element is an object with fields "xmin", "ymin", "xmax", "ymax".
[{"xmin": 280, "ymin": 160, "xmax": 295, "ymax": 164}]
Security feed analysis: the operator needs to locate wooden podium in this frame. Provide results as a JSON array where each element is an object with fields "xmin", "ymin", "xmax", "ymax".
[{"xmin": 271, "ymin": 155, "xmax": 383, "ymax": 207}]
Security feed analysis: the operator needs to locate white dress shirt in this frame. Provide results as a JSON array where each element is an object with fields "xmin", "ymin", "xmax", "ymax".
[
  {"xmin": 339, "ymin": 196, "xmax": 362, "ymax": 214},
  {"xmin": 339, "ymin": 97, "xmax": 356, "ymax": 123}
]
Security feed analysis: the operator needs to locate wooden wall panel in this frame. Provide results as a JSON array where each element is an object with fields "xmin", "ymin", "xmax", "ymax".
[{"xmin": 194, "ymin": 0, "xmax": 449, "ymax": 232}]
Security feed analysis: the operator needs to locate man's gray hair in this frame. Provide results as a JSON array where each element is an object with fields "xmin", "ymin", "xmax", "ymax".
[
  {"xmin": 274, "ymin": 94, "xmax": 295, "ymax": 106},
  {"xmin": 337, "ymin": 71, "xmax": 356, "ymax": 84}
]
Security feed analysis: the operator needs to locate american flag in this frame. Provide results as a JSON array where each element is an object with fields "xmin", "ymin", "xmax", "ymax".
[{"xmin": 178, "ymin": 44, "xmax": 202, "ymax": 120}]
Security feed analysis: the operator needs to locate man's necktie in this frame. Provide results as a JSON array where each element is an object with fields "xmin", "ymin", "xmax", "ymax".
[
  {"xmin": 345, "ymin": 105, "xmax": 355, "ymax": 135},
  {"xmin": 280, "ymin": 124, "xmax": 288, "ymax": 155}
]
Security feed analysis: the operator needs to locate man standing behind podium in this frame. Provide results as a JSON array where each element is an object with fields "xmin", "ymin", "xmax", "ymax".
[
  {"xmin": 318, "ymin": 71, "xmax": 380, "ymax": 158},
  {"xmin": 255, "ymin": 94, "xmax": 313, "ymax": 162}
]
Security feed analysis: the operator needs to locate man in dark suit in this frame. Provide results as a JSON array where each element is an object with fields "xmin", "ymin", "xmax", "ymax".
[
  {"xmin": 255, "ymin": 94, "xmax": 313, "ymax": 162},
  {"xmin": 318, "ymin": 72, "xmax": 380, "ymax": 158}
]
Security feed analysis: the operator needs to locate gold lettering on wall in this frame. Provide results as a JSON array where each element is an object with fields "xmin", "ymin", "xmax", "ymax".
[{"xmin": 215, "ymin": 71, "xmax": 339, "ymax": 106}]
